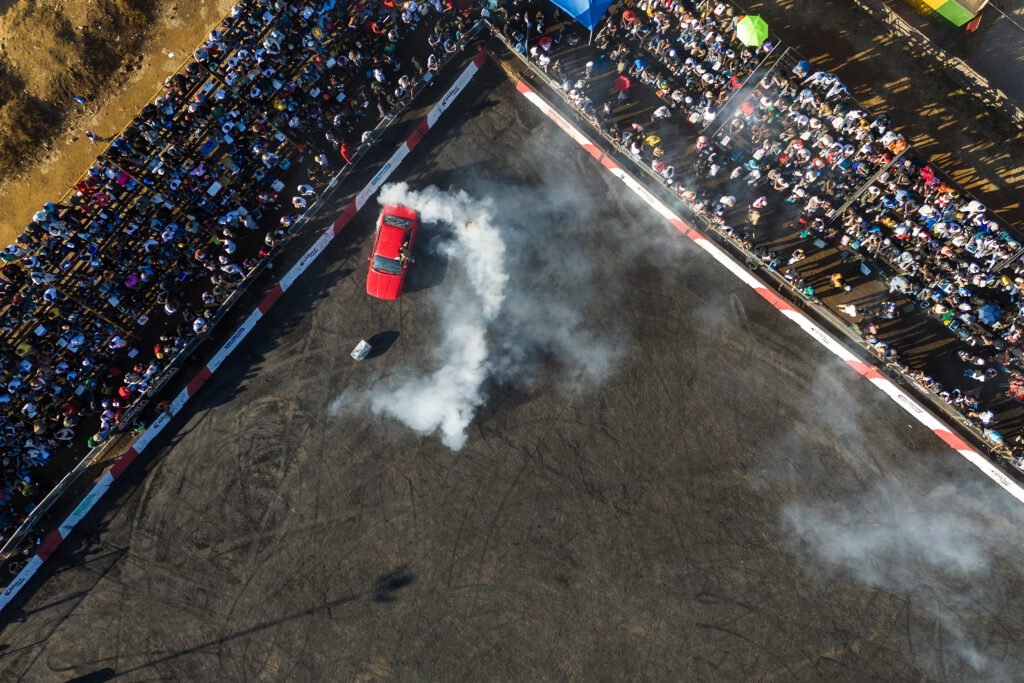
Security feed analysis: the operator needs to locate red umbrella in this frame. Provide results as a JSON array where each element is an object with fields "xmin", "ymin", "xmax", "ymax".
[
  {"xmin": 614, "ymin": 75, "xmax": 631, "ymax": 93},
  {"xmin": 740, "ymin": 99, "xmax": 755, "ymax": 116},
  {"xmin": 622, "ymin": 9, "xmax": 636, "ymax": 23}
]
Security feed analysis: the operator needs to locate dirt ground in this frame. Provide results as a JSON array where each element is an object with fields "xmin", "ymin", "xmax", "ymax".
[
  {"xmin": 0, "ymin": 0, "xmax": 231, "ymax": 244},
  {"xmin": 3, "ymin": 63, "xmax": 1024, "ymax": 681}
]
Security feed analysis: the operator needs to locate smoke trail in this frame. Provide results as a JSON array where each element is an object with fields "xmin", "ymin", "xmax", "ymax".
[
  {"xmin": 329, "ymin": 183, "xmax": 507, "ymax": 450},
  {"xmin": 782, "ymin": 480, "xmax": 1024, "ymax": 676},
  {"xmin": 770, "ymin": 367, "xmax": 1024, "ymax": 677},
  {"xmin": 784, "ymin": 484, "xmax": 996, "ymax": 584}
]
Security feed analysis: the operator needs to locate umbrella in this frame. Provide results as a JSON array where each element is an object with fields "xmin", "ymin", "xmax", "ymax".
[
  {"xmin": 613, "ymin": 75, "xmax": 630, "ymax": 93},
  {"xmin": 979, "ymin": 303, "xmax": 1002, "ymax": 326},
  {"xmin": 735, "ymin": 15, "xmax": 769, "ymax": 47},
  {"xmin": 794, "ymin": 59, "xmax": 813, "ymax": 77}
]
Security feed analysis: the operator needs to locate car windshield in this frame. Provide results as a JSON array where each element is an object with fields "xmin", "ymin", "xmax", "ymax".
[
  {"xmin": 372, "ymin": 255, "xmax": 403, "ymax": 275},
  {"xmin": 382, "ymin": 214, "xmax": 412, "ymax": 229}
]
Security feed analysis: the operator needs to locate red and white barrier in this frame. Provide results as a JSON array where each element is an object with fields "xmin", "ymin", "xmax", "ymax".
[
  {"xmin": 513, "ymin": 78, "xmax": 1024, "ymax": 505},
  {"xmin": 0, "ymin": 49, "xmax": 488, "ymax": 615}
]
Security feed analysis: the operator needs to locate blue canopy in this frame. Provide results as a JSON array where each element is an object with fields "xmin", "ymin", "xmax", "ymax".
[{"xmin": 548, "ymin": 0, "xmax": 614, "ymax": 30}]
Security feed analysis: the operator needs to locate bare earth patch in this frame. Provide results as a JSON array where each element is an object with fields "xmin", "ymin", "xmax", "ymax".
[{"xmin": 0, "ymin": 0, "xmax": 233, "ymax": 243}]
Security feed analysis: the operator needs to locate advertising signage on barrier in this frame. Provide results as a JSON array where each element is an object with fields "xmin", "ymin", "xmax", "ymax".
[
  {"xmin": 0, "ymin": 557, "xmax": 41, "ymax": 602},
  {"xmin": 440, "ymin": 82, "xmax": 464, "ymax": 112},
  {"xmin": 369, "ymin": 161, "xmax": 396, "ymax": 193},
  {"xmin": 58, "ymin": 475, "xmax": 113, "ymax": 537},
  {"xmin": 218, "ymin": 323, "xmax": 250, "ymax": 359}
]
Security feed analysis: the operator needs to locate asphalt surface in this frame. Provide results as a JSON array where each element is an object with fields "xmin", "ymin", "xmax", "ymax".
[{"xmin": 2, "ymin": 63, "xmax": 1024, "ymax": 682}]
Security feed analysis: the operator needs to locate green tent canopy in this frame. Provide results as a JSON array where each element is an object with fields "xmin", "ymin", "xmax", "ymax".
[{"xmin": 914, "ymin": 0, "xmax": 988, "ymax": 26}]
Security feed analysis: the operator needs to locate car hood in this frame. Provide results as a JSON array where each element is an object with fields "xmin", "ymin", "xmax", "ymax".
[{"xmin": 366, "ymin": 268, "xmax": 403, "ymax": 300}]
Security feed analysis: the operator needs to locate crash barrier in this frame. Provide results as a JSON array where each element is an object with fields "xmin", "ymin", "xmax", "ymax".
[
  {"xmin": 1, "ymin": 0, "xmax": 472, "ymax": 559},
  {"xmin": 691, "ymin": 40, "xmax": 1024, "ymax": 449},
  {"xmin": 0, "ymin": 2, "xmax": 325, "ymax": 564},
  {"xmin": 0, "ymin": 19, "xmax": 486, "ymax": 593},
  {"xmin": 0, "ymin": 45, "xmax": 489, "ymax": 614},
  {"xmin": 508, "ymin": 66, "xmax": 1024, "ymax": 504},
  {"xmin": 509, "ymin": 4, "xmax": 1024, "ymax": 450},
  {"xmin": 489, "ymin": 24, "xmax": 1024, "ymax": 478}
]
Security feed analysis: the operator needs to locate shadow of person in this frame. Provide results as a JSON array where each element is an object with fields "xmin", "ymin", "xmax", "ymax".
[
  {"xmin": 373, "ymin": 566, "xmax": 416, "ymax": 603},
  {"xmin": 66, "ymin": 668, "xmax": 117, "ymax": 682}
]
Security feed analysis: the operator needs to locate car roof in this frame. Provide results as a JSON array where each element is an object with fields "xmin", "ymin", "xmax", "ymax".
[
  {"xmin": 375, "ymin": 205, "xmax": 418, "ymax": 259},
  {"xmin": 375, "ymin": 225, "xmax": 406, "ymax": 259}
]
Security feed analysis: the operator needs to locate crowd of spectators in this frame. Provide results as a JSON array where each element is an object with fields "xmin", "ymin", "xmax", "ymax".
[
  {"xmin": 507, "ymin": 0, "xmax": 772, "ymax": 157},
  {"xmin": 690, "ymin": 40, "xmax": 1024, "ymax": 444},
  {"xmin": 512, "ymin": 0, "xmax": 1024, "ymax": 459},
  {"xmin": 0, "ymin": 0, "xmax": 477, "ymax": 546},
  {"xmin": 5, "ymin": 0, "xmax": 1024, "ymax": 559}
]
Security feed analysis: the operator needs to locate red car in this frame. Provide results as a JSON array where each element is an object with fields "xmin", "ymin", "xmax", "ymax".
[{"xmin": 366, "ymin": 204, "xmax": 419, "ymax": 300}]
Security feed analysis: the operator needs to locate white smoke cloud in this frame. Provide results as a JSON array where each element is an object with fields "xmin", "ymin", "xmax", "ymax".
[
  {"xmin": 366, "ymin": 320, "xmax": 490, "ymax": 450},
  {"xmin": 783, "ymin": 484, "xmax": 997, "ymax": 584},
  {"xmin": 772, "ymin": 362, "xmax": 1024, "ymax": 678},
  {"xmin": 329, "ymin": 183, "xmax": 508, "ymax": 450},
  {"xmin": 377, "ymin": 182, "xmax": 508, "ymax": 318},
  {"xmin": 782, "ymin": 481, "xmax": 1024, "ymax": 676}
]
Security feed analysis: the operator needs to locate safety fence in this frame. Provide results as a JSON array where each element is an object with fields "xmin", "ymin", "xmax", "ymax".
[
  {"xmin": 487, "ymin": 21, "xmax": 1024, "ymax": 476},
  {"xmin": 0, "ymin": 16, "xmax": 487, "ymax": 579}
]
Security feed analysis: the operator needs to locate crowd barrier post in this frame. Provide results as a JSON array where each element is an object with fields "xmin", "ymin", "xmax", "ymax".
[
  {"xmin": 996, "ymin": 246, "xmax": 1024, "ymax": 273},
  {"xmin": 825, "ymin": 148, "xmax": 909, "ymax": 224},
  {"xmin": 701, "ymin": 44, "xmax": 788, "ymax": 137}
]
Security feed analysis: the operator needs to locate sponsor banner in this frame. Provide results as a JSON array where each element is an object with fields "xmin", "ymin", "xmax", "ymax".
[
  {"xmin": 777, "ymin": 310, "xmax": 859, "ymax": 364},
  {"xmin": 959, "ymin": 449, "xmax": 1024, "ymax": 503},
  {"xmin": 168, "ymin": 387, "xmax": 191, "ymax": 416},
  {"xmin": 208, "ymin": 310, "xmax": 262, "ymax": 373},
  {"xmin": 0, "ymin": 556, "xmax": 43, "ymax": 611},
  {"xmin": 58, "ymin": 473, "xmax": 115, "ymax": 536},
  {"xmin": 280, "ymin": 229, "xmax": 335, "ymax": 291},
  {"xmin": 355, "ymin": 150, "xmax": 406, "ymax": 211},
  {"xmin": 133, "ymin": 411, "xmax": 173, "ymax": 453},
  {"xmin": 208, "ymin": 319, "xmax": 254, "ymax": 368},
  {"xmin": 428, "ymin": 59, "xmax": 481, "ymax": 128},
  {"xmin": 866, "ymin": 374, "xmax": 948, "ymax": 431}
]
